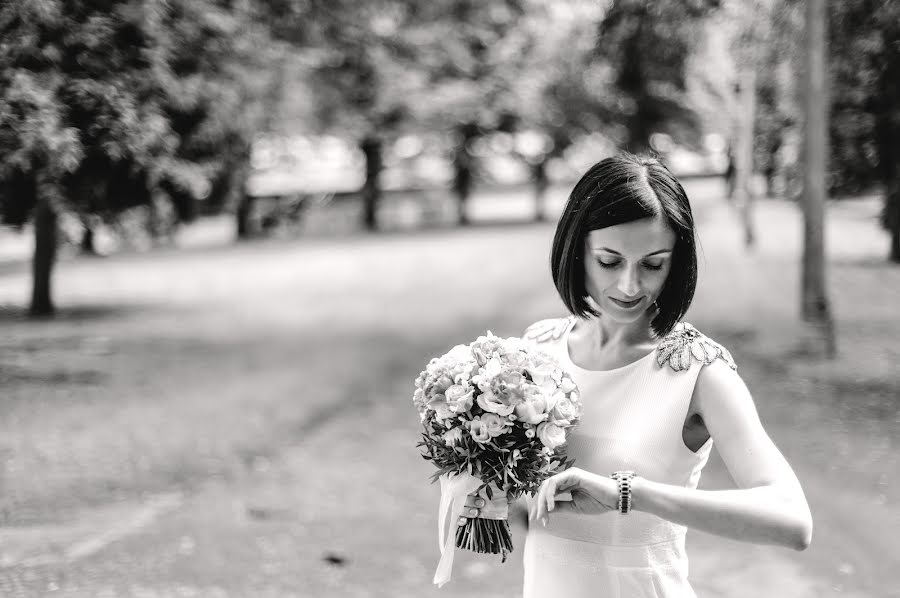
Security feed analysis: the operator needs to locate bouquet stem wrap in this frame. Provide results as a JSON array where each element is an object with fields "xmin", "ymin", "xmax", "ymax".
[{"xmin": 434, "ymin": 471, "xmax": 483, "ymax": 587}]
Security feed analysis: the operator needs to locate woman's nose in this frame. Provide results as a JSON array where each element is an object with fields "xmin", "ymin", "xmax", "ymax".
[{"xmin": 617, "ymin": 267, "xmax": 641, "ymax": 296}]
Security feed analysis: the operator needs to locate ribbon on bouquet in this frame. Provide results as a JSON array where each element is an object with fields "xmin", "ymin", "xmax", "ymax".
[{"xmin": 433, "ymin": 471, "xmax": 483, "ymax": 587}]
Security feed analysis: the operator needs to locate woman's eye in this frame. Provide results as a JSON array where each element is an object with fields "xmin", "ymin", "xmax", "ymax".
[
  {"xmin": 642, "ymin": 262, "xmax": 664, "ymax": 271},
  {"xmin": 597, "ymin": 260, "xmax": 620, "ymax": 269}
]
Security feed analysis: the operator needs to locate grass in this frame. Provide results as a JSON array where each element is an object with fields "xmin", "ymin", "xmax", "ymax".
[{"xmin": 0, "ymin": 180, "xmax": 897, "ymax": 597}]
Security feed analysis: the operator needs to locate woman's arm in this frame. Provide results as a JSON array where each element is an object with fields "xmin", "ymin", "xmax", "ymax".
[{"xmin": 631, "ymin": 360, "xmax": 813, "ymax": 551}]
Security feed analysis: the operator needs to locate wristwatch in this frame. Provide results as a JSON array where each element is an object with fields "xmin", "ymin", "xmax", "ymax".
[{"xmin": 610, "ymin": 470, "xmax": 636, "ymax": 514}]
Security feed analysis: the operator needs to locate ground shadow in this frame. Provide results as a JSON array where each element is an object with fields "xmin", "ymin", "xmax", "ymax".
[
  {"xmin": 0, "ymin": 303, "xmax": 152, "ymax": 324},
  {"xmin": 0, "ymin": 365, "xmax": 106, "ymax": 386},
  {"xmin": 831, "ymin": 256, "xmax": 900, "ymax": 268},
  {"xmin": 0, "ymin": 258, "xmax": 29, "ymax": 278}
]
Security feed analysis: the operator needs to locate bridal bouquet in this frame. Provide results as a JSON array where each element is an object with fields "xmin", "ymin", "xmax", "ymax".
[{"xmin": 414, "ymin": 332, "xmax": 582, "ymax": 587}]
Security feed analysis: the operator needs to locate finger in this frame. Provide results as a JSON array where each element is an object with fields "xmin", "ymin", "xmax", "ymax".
[
  {"xmin": 460, "ymin": 505, "xmax": 481, "ymax": 519},
  {"xmin": 537, "ymin": 477, "xmax": 557, "ymax": 523},
  {"xmin": 532, "ymin": 481, "xmax": 546, "ymax": 521},
  {"xmin": 547, "ymin": 470, "xmax": 574, "ymax": 513},
  {"xmin": 464, "ymin": 495, "xmax": 487, "ymax": 509},
  {"xmin": 545, "ymin": 474, "xmax": 561, "ymax": 514}
]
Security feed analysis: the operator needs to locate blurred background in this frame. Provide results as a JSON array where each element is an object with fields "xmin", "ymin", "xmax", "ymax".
[{"xmin": 0, "ymin": 0, "xmax": 897, "ymax": 596}]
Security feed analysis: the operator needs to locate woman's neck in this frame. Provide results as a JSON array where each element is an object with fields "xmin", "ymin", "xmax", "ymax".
[{"xmin": 590, "ymin": 311, "xmax": 657, "ymax": 353}]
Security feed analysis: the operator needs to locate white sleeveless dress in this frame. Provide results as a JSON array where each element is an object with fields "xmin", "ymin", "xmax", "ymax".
[{"xmin": 520, "ymin": 316, "xmax": 737, "ymax": 598}]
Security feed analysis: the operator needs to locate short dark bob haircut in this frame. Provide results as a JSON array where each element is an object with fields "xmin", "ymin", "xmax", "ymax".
[{"xmin": 550, "ymin": 153, "xmax": 698, "ymax": 338}]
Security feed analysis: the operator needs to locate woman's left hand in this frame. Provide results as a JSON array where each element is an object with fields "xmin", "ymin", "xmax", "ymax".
[{"xmin": 529, "ymin": 467, "xmax": 620, "ymax": 524}]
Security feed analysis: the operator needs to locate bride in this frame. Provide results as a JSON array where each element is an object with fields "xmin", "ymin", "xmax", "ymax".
[{"xmin": 462, "ymin": 154, "xmax": 812, "ymax": 597}]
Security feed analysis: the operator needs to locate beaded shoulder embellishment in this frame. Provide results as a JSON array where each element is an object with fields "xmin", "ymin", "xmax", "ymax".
[
  {"xmin": 656, "ymin": 322, "xmax": 737, "ymax": 372},
  {"xmin": 523, "ymin": 316, "xmax": 575, "ymax": 343}
]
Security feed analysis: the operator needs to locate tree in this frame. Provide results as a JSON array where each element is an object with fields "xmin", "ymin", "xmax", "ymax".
[
  {"xmin": 721, "ymin": 0, "xmax": 782, "ymax": 248},
  {"xmin": 260, "ymin": 0, "xmax": 428, "ymax": 231},
  {"xmin": 746, "ymin": 0, "xmax": 900, "ymax": 262},
  {"xmin": 0, "ymin": 0, "xmax": 271, "ymax": 316},
  {"xmin": 498, "ymin": 0, "xmax": 721, "ymax": 221},
  {"xmin": 162, "ymin": 0, "xmax": 279, "ymax": 239},
  {"xmin": 829, "ymin": 0, "xmax": 900, "ymax": 262},
  {"xmin": 0, "ymin": 1, "xmax": 167, "ymax": 316},
  {"xmin": 506, "ymin": 2, "xmax": 610, "ymax": 221},
  {"xmin": 417, "ymin": 1, "xmax": 535, "ymax": 225},
  {"xmin": 801, "ymin": 0, "xmax": 836, "ymax": 356},
  {"xmin": 594, "ymin": 0, "xmax": 720, "ymax": 153}
]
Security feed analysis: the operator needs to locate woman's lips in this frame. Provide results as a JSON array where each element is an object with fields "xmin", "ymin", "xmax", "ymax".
[{"xmin": 610, "ymin": 296, "xmax": 643, "ymax": 308}]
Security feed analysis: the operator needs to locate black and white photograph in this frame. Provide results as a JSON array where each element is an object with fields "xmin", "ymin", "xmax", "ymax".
[{"xmin": 0, "ymin": 0, "xmax": 897, "ymax": 596}]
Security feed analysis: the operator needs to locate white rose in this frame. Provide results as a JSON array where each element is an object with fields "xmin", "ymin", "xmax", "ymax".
[
  {"xmin": 536, "ymin": 377, "xmax": 558, "ymax": 397},
  {"xmin": 483, "ymin": 357, "xmax": 503, "ymax": 378},
  {"xmin": 447, "ymin": 344, "xmax": 473, "ymax": 363},
  {"xmin": 527, "ymin": 363, "xmax": 554, "ymax": 385},
  {"xmin": 551, "ymin": 397, "xmax": 579, "ymax": 424},
  {"xmin": 472, "ymin": 357, "xmax": 503, "ymax": 390},
  {"xmin": 504, "ymin": 351, "xmax": 527, "ymax": 368},
  {"xmin": 476, "ymin": 390, "xmax": 516, "ymax": 416},
  {"xmin": 536, "ymin": 422, "xmax": 566, "ymax": 450},
  {"xmin": 544, "ymin": 390, "xmax": 564, "ymax": 413},
  {"xmin": 559, "ymin": 377, "xmax": 577, "ymax": 393},
  {"xmin": 515, "ymin": 396, "xmax": 548, "ymax": 425},
  {"xmin": 445, "ymin": 384, "xmax": 475, "ymax": 414},
  {"xmin": 426, "ymin": 393, "xmax": 453, "ymax": 423},
  {"xmin": 480, "ymin": 413, "xmax": 508, "ymax": 438}
]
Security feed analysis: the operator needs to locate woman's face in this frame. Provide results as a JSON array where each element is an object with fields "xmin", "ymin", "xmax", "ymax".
[{"xmin": 583, "ymin": 216, "xmax": 676, "ymax": 324}]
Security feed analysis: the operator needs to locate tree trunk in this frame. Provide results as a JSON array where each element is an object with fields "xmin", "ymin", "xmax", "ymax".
[
  {"xmin": 887, "ymin": 183, "xmax": 900, "ymax": 263},
  {"xmin": 226, "ymin": 152, "xmax": 252, "ymax": 215},
  {"xmin": 80, "ymin": 223, "xmax": 96, "ymax": 255},
  {"xmin": 801, "ymin": 0, "xmax": 836, "ymax": 357},
  {"xmin": 532, "ymin": 160, "xmax": 549, "ymax": 222},
  {"xmin": 235, "ymin": 47, "xmax": 285, "ymax": 242},
  {"xmin": 453, "ymin": 123, "xmax": 479, "ymax": 226},
  {"xmin": 236, "ymin": 189, "xmax": 256, "ymax": 240},
  {"xmin": 30, "ymin": 194, "xmax": 57, "ymax": 318},
  {"xmin": 361, "ymin": 136, "xmax": 382, "ymax": 232},
  {"xmin": 875, "ymin": 39, "xmax": 900, "ymax": 263},
  {"xmin": 734, "ymin": 67, "xmax": 757, "ymax": 248}
]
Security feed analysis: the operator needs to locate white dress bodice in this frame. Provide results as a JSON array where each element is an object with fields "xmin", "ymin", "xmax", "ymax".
[{"xmin": 520, "ymin": 316, "xmax": 735, "ymax": 597}]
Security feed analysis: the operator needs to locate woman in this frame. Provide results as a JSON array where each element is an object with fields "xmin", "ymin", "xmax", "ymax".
[{"xmin": 461, "ymin": 154, "xmax": 812, "ymax": 597}]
